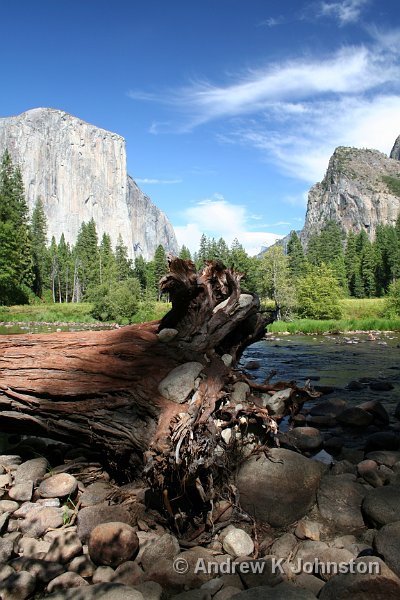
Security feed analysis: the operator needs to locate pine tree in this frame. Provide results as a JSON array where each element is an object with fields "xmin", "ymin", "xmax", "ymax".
[
  {"xmin": 115, "ymin": 234, "xmax": 133, "ymax": 282},
  {"xmin": 153, "ymin": 244, "xmax": 168, "ymax": 300},
  {"xmin": 178, "ymin": 245, "xmax": 192, "ymax": 261},
  {"xmin": 30, "ymin": 197, "xmax": 48, "ymax": 297},
  {"xmin": 287, "ymin": 231, "xmax": 306, "ymax": 278},
  {"xmin": 99, "ymin": 233, "xmax": 116, "ymax": 288},
  {"xmin": 0, "ymin": 150, "xmax": 32, "ymax": 303},
  {"xmin": 58, "ymin": 234, "xmax": 72, "ymax": 302}
]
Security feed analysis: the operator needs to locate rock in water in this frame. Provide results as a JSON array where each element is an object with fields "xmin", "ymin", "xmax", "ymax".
[{"xmin": 0, "ymin": 108, "xmax": 178, "ymax": 260}]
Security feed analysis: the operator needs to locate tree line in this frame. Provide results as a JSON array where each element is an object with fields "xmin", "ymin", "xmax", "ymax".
[{"xmin": 1, "ymin": 148, "xmax": 400, "ymax": 321}]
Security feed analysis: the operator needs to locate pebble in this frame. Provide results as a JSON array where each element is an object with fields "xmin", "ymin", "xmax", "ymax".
[
  {"xmin": 222, "ymin": 528, "xmax": 254, "ymax": 558},
  {"xmin": 13, "ymin": 457, "xmax": 48, "ymax": 486},
  {"xmin": 39, "ymin": 473, "xmax": 78, "ymax": 498},
  {"xmin": 88, "ymin": 522, "xmax": 139, "ymax": 567},
  {"xmin": 8, "ymin": 481, "xmax": 33, "ymax": 501},
  {"xmin": 47, "ymin": 572, "xmax": 89, "ymax": 593},
  {"xmin": 0, "ymin": 571, "xmax": 36, "ymax": 600}
]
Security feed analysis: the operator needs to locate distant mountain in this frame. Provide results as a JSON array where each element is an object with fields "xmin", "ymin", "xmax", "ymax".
[
  {"xmin": 0, "ymin": 108, "xmax": 178, "ymax": 260},
  {"xmin": 301, "ymin": 137, "xmax": 400, "ymax": 247}
]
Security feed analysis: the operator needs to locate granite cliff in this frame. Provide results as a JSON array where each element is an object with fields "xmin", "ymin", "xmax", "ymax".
[
  {"xmin": 301, "ymin": 140, "xmax": 400, "ymax": 246},
  {"xmin": 0, "ymin": 108, "xmax": 178, "ymax": 260}
]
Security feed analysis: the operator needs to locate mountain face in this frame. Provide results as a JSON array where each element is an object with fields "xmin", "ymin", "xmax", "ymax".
[
  {"xmin": 0, "ymin": 108, "xmax": 178, "ymax": 260},
  {"xmin": 301, "ymin": 141, "xmax": 400, "ymax": 246}
]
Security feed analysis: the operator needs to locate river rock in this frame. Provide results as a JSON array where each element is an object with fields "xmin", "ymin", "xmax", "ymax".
[
  {"xmin": 158, "ymin": 362, "xmax": 203, "ymax": 403},
  {"xmin": 319, "ymin": 556, "xmax": 400, "ymax": 599},
  {"xmin": 88, "ymin": 522, "xmax": 139, "ymax": 567},
  {"xmin": 0, "ymin": 455, "xmax": 21, "ymax": 468},
  {"xmin": 0, "ymin": 500, "xmax": 19, "ymax": 514},
  {"xmin": 222, "ymin": 528, "xmax": 254, "ymax": 557},
  {"xmin": 271, "ymin": 533, "xmax": 298, "ymax": 559},
  {"xmin": 0, "ymin": 571, "xmax": 36, "ymax": 600},
  {"xmin": 10, "ymin": 557, "xmax": 65, "ymax": 582},
  {"xmin": 140, "ymin": 533, "xmax": 180, "ymax": 571},
  {"xmin": 39, "ymin": 473, "xmax": 78, "ymax": 498},
  {"xmin": 280, "ymin": 427, "xmax": 323, "ymax": 452},
  {"xmin": 313, "ymin": 548, "xmax": 356, "ymax": 581},
  {"xmin": 317, "ymin": 475, "xmax": 365, "ymax": 531},
  {"xmin": 44, "ymin": 582, "xmax": 145, "ymax": 599},
  {"xmin": 365, "ymin": 450, "xmax": 400, "ymax": 467},
  {"xmin": 357, "ymin": 400, "xmax": 390, "ymax": 425},
  {"xmin": 374, "ymin": 521, "xmax": 400, "ymax": 577},
  {"xmin": 362, "ymin": 485, "xmax": 400, "ymax": 526},
  {"xmin": 134, "ymin": 581, "xmax": 163, "ymax": 600},
  {"xmin": 47, "ymin": 571, "xmax": 89, "ymax": 592},
  {"xmin": 13, "ymin": 457, "xmax": 48, "ymax": 485},
  {"xmin": 237, "ymin": 449, "xmax": 324, "ymax": 527},
  {"xmin": 18, "ymin": 537, "xmax": 51, "ymax": 558},
  {"xmin": 0, "ymin": 537, "xmax": 15, "ymax": 562},
  {"xmin": 369, "ymin": 379, "xmax": 394, "ymax": 391},
  {"xmin": 46, "ymin": 530, "xmax": 83, "ymax": 563},
  {"xmin": 111, "ymin": 561, "xmax": 144, "ymax": 586},
  {"xmin": 309, "ymin": 398, "xmax": 347, "ymax": 418},
  {"xmin": 231, "ymin": 382, "xmax": 250, "ymax": 403},
  {"xmin": 365, "ymin": 432, "xmax": 400, "ymax": 452},
  {"xmin": 77, "ymin": 503, "xmax": 133, "ymax": 543},
  {"xmin": 336, "ymin": 407, "xmax": 373, "ymax": 427},
  {"xmin": 157, "ymin": 328, "xmax": 178, "ymax": 343},
  {"xmin": 295, "ymin": 520, "xmax": 321, "ymax": 541},
  {"xmin": 230, "ymin": 581, "xmax": 317, "ymax": 599},
  {"xmin": 80, "ymin": 481, "xmax": 113, "ymax": 507},
  {"xmin": 8, "ymin": 481, "xmax": 33, "ymax": 502},
  {"xmin": 262, "ymin": 388, "xmax": 292, "ymax": 416},
  {"xmin": 20, "ymin": 506, "xmax": 65, "ymax": 537}
]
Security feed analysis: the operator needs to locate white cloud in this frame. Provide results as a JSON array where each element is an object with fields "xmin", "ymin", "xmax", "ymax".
[
  {"xmin": 258, "ymin": 16, "xmax": 285, "ymax": 28},
  {"xmin": 173, "ymin": 196, "xmax": 284, "ymax": 256},
  {"xmin": 135, "ymin": 177, "xmax": 182, "ymax": 184},
  {"xmin": 318, "ymin": 0, "xmax": 369, "ymax": 26}
]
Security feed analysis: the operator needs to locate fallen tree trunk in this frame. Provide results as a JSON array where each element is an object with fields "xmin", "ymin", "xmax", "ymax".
[{"xmin": 0, "ymin": 258, "xmax": 318, "ymax": 524}]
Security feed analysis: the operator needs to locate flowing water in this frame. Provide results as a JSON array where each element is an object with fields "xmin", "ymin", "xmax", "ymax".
[{"xmin": 239, "ymin": 331, "xmax": 400, "ymax": 418}]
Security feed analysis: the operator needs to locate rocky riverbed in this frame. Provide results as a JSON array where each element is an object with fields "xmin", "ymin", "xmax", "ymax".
[{"xmin": 1, "ymin": 361, "xmax": 400, "ymax": 599}]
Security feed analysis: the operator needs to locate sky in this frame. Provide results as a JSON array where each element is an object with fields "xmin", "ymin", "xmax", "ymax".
[{"xmin": 1, "ymin": 0, "xmax": 400, "ymax": 256}]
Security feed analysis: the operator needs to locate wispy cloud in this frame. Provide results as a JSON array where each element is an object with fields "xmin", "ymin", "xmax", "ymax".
[
  {"xmin": 173, "ymin": 196, "xmax": 283, "ymax": 256},
  {"xmin": 135, "ymin": 177, "xmax": 182, "ymax": 184},
  {"xmin": 258, "ymin": 16, "xmax": 285, "ymax": 28},
  {"xmin": 318, "ymin": 0, "xmax": 369, "ymax": 26}
]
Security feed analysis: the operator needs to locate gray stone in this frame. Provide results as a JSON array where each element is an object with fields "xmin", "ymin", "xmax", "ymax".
[
  {"xmin": 47, "ymin": 571, "xmax": 89, "ymax": 592},
  {"xmin": 237, "ymin": 448, "xmax": 324, "ymax": 527},
  {"xmin": 46, "ymin": 530, "xmax": 83, "ymax": 563},
  {"xmin": 280, "ymin": 427, "xmax": 323, "ymax": 452},
  {"xmin": 92, "ymin": 566, "xmax": 115, "ymax": 583},
  {"xmin": 10, "ymin": 557, "xmax": 65, "ymax": 582},
  {"xmin": 157, "ymin": 328, "xmax": 178, "ymax": 343},
  {"xmin": 77, "ymin": 503, "xmax": 133, "ymax": 543},
  {"xmin": 134, "ymin": 581, "xmax": 163, "ymax": 600},
  {"xmin": 374, "ymin": 520, "xmax": 400, "ymax": 577},
  {"xmin": 0, "ymin": 565, "xmax": 14, "ymax": 582},
  {"xmin": 88, "ymin": 522, "xmax": 139, "ymax": 567},
  {"xmin": 313, "ymin": 548, "xmax": 356, "ymax": 581},
  {"xmin": 262, "ymin": 388, "xmax": 292, "ymax": 416},
  {"xmin": 214, "ymin": 587, "xmax": 243, "ymax": 600},
  {"xmin": 0, "ymin": 108, "xmax": 178, "ymax": 261},
  {"xmin": 317, "ymin": 475, "xmax": 366, "ymax": 531},
  {"xmin": 0, "ymin": 571, "xmax": 36, "ymax": 600},
  {"xmin": 309, "ymin": 398, "xmax": 347, "ymax": 418},
  {"xmin": 295, "ymin": 520, "xmax": 321, "ymax": 541},
  {"xmin": 237, "ymin": 556, "xmax": 284, "ymax": 589},
  {"xmin": 45, "ymin": 582, "xmax": 145, "ymax": 599},
  {"xmin": 0, "ymin": 510, "xmax": 10, "ymax": 534},
  {"xmin": 18, "ymin": 536, "xmax": 51, "ymax": 558},
  {"xmin": 39, "ymin": 473, "xmax": 78, "ymax": 498},
  {"xmin": 20, "ymin": 506, "xmax": 65, "ymax": 537},
  {"xmin": 140, "ymin": 533, "xmax": 180, "ymax": 571},
  {"xmin": 171, "ymin": 591, "xmax": 211, "ymax": 600},
  {"xmin": 222, "ymin": 528, "xmax": 254, "ymax": 557},
  {"xmin": 362, "ymin": 485, "xmax": 400, "ymax": 526},
  {"xmin": 0, "ymin": 472, "xmax": 12, "ymax": 488},
  {"xmin": 0, "ymin": 537, "xmax": 15, "ymax": 562},
  {"xmin": 13, "ymin": 457, "xmax": 48, "ymax": 485},
  {"xmin": 230, "ymin": 581, "xmax": 317, "ymax": 599},
  {"xmin": 0, "ymin": 500, "xmax": 19, "ymax": 514},
  {"xmin": 80, "ymin": 481, "xmax": 113, "ymax": 507},
  {"xmin": 8, "ymin": 481, "xmax": 33, "ymax": 502},
  {"xmin": 0, "ymin": 455, "xmax": 21, "ymax": 467},
  {"xmin": 111, "ymin": 561, "xmax": 143, "ymax": 586},
  {"xmin": 68, "ymin": 554, "xmax": 96, "ymax": 577},
  {"xmin": 319, "ymin": 556, "xmax": 400, "ymax": 599},
  {"xmin": 365, "ymin": 450, "xmax": 400, "ymax": 467},
  {"xmin": 336, "ymin": 407, "xmax": 373, "ymax": 427},
  {"xmin": 271, "ymin": 533, "xmax": 298, "ymax": 559},
  {"xmin": 158, "ymin": 362, "xmax": 204, "ymax": 403}
]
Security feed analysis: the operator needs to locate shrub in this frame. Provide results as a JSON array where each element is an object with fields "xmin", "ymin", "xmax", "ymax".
[
  {"xmin": 385, "ymin": 280, "xmax": 400, "ymax": 316},
  {"xmin": 296, "ymin": 263, "xmax": 343, "ymax": 320},
  {"xmin": 90, "ymin": 278, "xmax": 141, "ymax": 323}
]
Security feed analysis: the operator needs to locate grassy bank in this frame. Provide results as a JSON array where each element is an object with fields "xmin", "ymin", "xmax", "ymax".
[
  {"xmin": 267, "ymin": 297, "xmax": 400, "ymax": 334},
  {"xmin": 0, "ymin": 301, "xmax": 171, "ymax": 324}
]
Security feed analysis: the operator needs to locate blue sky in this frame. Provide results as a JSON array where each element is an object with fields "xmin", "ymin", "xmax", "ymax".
[{"xmin": 1, "ymin": 0, "xmax": 400, "ymax": 255}]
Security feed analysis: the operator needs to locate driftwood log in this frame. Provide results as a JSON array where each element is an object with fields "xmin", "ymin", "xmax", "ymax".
[{"xmin": 0, "ymin": 258, "xmax": 318, "ymax": 526}]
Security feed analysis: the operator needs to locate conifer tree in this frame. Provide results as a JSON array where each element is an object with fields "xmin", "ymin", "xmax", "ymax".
[
  {"xmin": 115, "ymin": 234, "xmax": 133, "ymax": 282},
  {"xmin": 178, "ymin": 245, "xmax": 192, "ymax": 261},
  {"xmin": 287, "ymin": 231, "xmax": 306, "ymax": 278},
  {"xmin": 30, "ymin": 197, "xmax": 48, "ymax": 297}
]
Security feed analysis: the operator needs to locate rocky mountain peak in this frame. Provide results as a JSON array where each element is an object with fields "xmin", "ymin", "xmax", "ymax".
[
  {"xmin": 301, "ymin": 140, "xmax": 400, "ymax": 246},
  {"xmin": 0, "ymin": 108, "xmax": 178, "ymax": 260}
]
